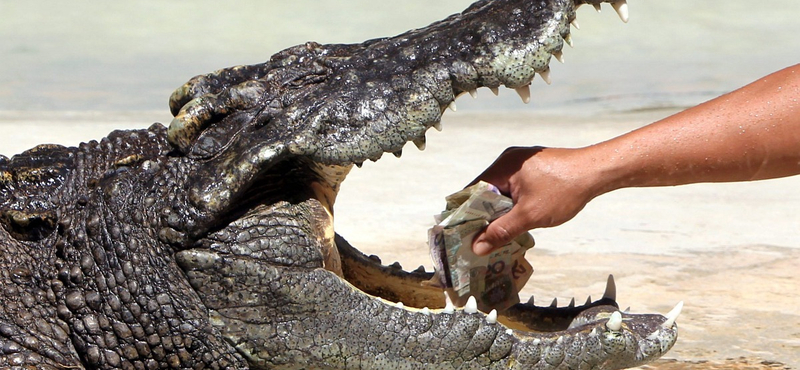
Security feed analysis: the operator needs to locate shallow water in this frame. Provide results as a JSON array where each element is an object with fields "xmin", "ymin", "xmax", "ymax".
[{"xmin": 1, "ymin": 0, "xmax": 799, "ymax": 114}]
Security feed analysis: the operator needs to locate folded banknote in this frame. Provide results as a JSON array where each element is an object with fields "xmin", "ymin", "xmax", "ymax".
[{"xmin": 428, "ymin": 181, "xmax": 534, "ymax": 312}]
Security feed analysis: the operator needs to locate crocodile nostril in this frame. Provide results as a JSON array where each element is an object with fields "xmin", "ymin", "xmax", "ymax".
[{"xmin": 0, "ymin": 209, "xmax": 58, "ymax": 242}]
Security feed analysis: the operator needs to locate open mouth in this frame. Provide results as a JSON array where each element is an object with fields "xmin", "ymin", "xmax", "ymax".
[
  {"xmin": 174, "ymin": 114, "xmax": 682, "ymax": 368},
  {"xmin": 167, "ymin": 0, "xmax": 682, "ymax": 367},
  {"xmin": 293, "ymin": 134, "xmax": 684, "ymax": 335}
]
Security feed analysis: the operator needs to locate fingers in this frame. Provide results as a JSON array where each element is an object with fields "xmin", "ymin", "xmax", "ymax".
[{"xmin": 472, "ymin": 205, "xmax": 529, "ymax": 255}]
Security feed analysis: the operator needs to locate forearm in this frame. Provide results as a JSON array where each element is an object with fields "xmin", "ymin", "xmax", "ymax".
[
  {"xmin": 471, "ymin": 65, "xmax": 800, "ymax": 253},
  {"xmin": 587, "ymin": 64, "xmax": 800, "ymax": 195}
]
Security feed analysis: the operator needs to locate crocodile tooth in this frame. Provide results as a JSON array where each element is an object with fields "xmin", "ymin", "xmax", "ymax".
[
  {"xmin": 393, "ymin": 149, "xmax": 403, "ymax": 158},
  {"xmin": 421, "ymin": 307, "xmax": 430, "ymax": 316},
  {"xmin": 515, "ymin": 85, "xmax": 531, "ymax": 104},
  {"xmin": 540, "ymin": 69, "xmax": 552, "ymax": 85},
  {"xmin": 606, "ymin": 311, "xmax": 622, "ymax": 331},
  {"xmin": 486, "ymin": 309, "xmax": 497, "ymax": 324},
  {"xmin": 506, "ymin": 329, "xmax": 513, "ymax": 335},
  {"xmin": 661, "ymin": 301, "xmax": 684, "ymax": 328},
  {"xmin": 443, "ymin": 293, "xmax": 455, "ymax": 314},
  {"xmin": 433, "ymin": 121, "xmax": 442, "ymax": 132},
  {"xmin": 533, "ymin": 338, "xmax": 541, "ymax": 345},
  {"xmin": 489, "ymin": 86, "xmax": 499, "ymax": 96},
  {"xmin": 612, "ymin": 0, "xmax": 629, "ymax": 23},
  {"xmin": 557, "ymin": 336, "xmax": 564, "ymax": 344},
  {"xmin": 603, "ymin": 274, "xmax": 617, "ymax": 301},
  {"xmin": 465, "ymin": 296, "xmax": 478, "ymax": 314},
  {"xmin": 624, "ymin": 306, "xmax": 631, "ymax": 313},
  {"xmin": 527, "ymin": 295, "xmax": 535, "ymax": 305},
  {"xmin": 468, "ymin": 89, "xmax": 477, "ymax": 98},
  {"xmin": 590, "ymin": 327, "xmax": 599, "ymax": 336},
  {"xmin": 355, "ymin": 161, "xmax": 363, "ymax": 168},
  {"xmin": 448, "ymin": 101, "xmax": 457, "ymax": 112},
  {"xmin": 568, "ymin": 297, "xmax": 575, "ymax": 308},
  {"xmin": 565, "ymin": 34, "xmax": 574, "ymax": 48},
  {"xmin": 413, "ymin": 136, "xmax": 426, "ymax": 150},
  {"xmin": 550, "ymin": 298, "xmax": 558, "ymax": 308},
  {"xmin": 389, "ymin": 261, "xmax": 402, "ymax": 269},
  {"xmin": 395, "ymin": 301, "xmax": 404, "ymax": 309},
  {"xmin": 593, "ymin": 3, "xmax": 602, "ymax": 12},
  {"xmin": 553, "ymin": 51, "xmax": 565, "ymax": 63},
  {"xmin": 571, "ymin": 19, "xmax": 580, "ymax": 30},
  {"xmin": 585, "ymin": 296, "xmax": 592, "ymax": 305}
]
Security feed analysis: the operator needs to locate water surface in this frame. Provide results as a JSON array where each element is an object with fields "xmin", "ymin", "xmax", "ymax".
[{"xmin": 2, "ymin": 0, "xmax": 798, "ymax": 114}]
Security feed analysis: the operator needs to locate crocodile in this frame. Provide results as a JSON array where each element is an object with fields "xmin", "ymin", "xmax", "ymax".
[{"xmin": 0, "ymin": 0, "xmax": 682, "ymax": 368}]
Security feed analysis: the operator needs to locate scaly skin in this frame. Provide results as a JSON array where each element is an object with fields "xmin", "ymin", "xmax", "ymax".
[
  {"xmin": 0, "ymin": 0, "xmax": 678, "ymax": 369},
  {"xmin": 167, "ymin": 0, "xmax": 579, "ymax": 166}
]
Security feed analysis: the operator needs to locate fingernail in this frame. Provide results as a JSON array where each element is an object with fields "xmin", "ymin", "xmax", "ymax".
[{"xmin": 474, "ymin": 241, "xmax": 493, "ymax": 255}]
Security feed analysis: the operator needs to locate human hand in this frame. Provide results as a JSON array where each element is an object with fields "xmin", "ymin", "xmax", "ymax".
[{"xmin": 471, "ymin": 146, "xmax": 601, "ymax": 255}]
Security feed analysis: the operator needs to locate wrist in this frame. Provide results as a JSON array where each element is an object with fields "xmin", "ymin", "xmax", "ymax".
[
  {"xmin": 536, "ymin": 146, "xmax": 621, "ymax": 203},
  {"xmin": 575, "ymin": 141, "xmax": 639, "ymax": 199}
]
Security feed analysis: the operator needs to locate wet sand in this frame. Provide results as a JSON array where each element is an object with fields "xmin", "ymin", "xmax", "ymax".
[
  {"xmin": 525, "ymin": 248, "xmax": 800, "ymax": 369},
  {"xmin": 2, "ymin": 110, "xmax": 798, "ymax": 368}
]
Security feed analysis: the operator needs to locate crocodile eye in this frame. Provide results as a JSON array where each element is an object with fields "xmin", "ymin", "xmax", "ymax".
[{"xmin": 0, "ymin": 209, "xmax": 58, "ymax": 241}]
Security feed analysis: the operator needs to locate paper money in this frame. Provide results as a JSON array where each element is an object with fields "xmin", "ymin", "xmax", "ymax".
[{"xmin": 428, "ymin": 181, "xmax": 534, "ymax": 312}]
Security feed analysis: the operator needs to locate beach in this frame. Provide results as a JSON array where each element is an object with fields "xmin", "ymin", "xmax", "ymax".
[{"xmin": 2, "ymin": 0, "xmax": 800, "ymax": 368}]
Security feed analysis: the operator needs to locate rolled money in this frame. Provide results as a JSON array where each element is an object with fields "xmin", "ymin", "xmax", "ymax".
[{"xmin": 428, "ymin": 181, "xmax": 534, "ymax": 312}]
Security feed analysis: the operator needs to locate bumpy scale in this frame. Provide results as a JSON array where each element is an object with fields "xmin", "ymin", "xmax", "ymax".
[{"xmin": 0, "ymin": 0, "xmax": 682, "ymax": 369}]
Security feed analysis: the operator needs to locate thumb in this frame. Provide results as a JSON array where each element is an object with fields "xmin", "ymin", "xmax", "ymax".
[{"xmin": 472, "ymin": 207, "xmax": 527, "ymax": 255}]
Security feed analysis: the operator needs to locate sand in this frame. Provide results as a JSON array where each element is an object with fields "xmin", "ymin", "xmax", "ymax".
[{"xmin": 2, "ymin": 109, "xmax": 798, "ymax": 368}]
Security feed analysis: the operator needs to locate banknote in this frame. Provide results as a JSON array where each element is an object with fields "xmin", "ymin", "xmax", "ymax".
[{"xmin": 428, "ymin": 181, "xmax": 534, "ymax": 312}]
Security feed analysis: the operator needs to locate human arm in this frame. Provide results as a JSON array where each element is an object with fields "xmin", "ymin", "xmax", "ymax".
[{"xmin": 472, "ymin": 64, "xmax": 800, "ymax": 255}]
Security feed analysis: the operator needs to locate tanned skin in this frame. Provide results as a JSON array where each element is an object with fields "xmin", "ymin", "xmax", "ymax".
[{"xmin": 473, "ymin": 64, "xmax": 800, "ymax": 255}]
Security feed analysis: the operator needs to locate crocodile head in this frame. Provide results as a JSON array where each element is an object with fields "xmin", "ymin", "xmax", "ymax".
[
  {"xmin": 162, "ymin": 0, "xmax": 679, "ymax": 368},
  {"xmin": 0, "ymin": 1, "xmax": 683, "ymax": 369}
]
